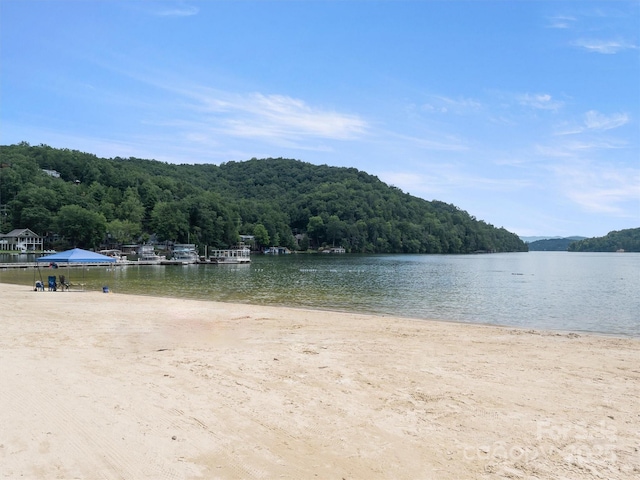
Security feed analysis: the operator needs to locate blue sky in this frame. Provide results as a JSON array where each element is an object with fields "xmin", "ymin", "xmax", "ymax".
[{"xmin": 1, "ymin": 0, "xmax": 638, "ymax": 238}]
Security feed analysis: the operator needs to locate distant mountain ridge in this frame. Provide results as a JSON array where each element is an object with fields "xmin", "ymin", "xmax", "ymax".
[
  {"xmin": 526, "ymin": 237, "xmax": 586, "ymax": 251},
  {"xmin": 524, "ymin": 229, "xmax": 640, "ymax": 252},
  {"xmin": 520, "ymin": 236, "xmax": 584, "ymax": 243}
]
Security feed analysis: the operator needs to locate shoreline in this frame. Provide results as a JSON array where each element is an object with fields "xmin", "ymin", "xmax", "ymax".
[
  {"xmin": 1, "ymin": 282, "xmax": 638, "ymax": 478},
  {"xmin": 3, "ymin": 278, "xmax": 637, "ymax": 340}
]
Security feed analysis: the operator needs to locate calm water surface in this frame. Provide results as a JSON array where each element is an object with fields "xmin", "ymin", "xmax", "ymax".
[{"xmin": 2, "ymin": 252, "xmax": 638, "ymax": 336}]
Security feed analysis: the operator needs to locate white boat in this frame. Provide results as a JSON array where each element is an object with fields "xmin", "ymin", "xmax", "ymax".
[
  {"xmin": 263, "ymin": 246, "xmax": 291, "ymax": 255},
  {"xmin": 138, "ymin": 245, "xmax": 164, "ymax": 263},
  {"xmin": 99, "ymin": 249, "xmax": 128, "ymax": 262},
  {"xmin": 172, "ymin": 244, "xmax": 199, "ymax": 263},
  {"xmin": 322, "ymin": 247, "xmax": 346, "ymax": 254},
  {"xmin": 209, "ymin": 246, "xmax": 251, "ymax": 264}
]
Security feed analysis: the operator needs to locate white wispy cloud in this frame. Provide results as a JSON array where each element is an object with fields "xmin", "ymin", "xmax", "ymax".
[
  {"xmin": 153, "ymin": 2, "xmax": 199, "ymax": 17},
  {"xmin": 537, "ymin": 139, "xmax": 626, "ymax": 158},
  {"xmin": 552, "ymin": 162, "xmax": 640, "ymax": 215},
  {"xmin": 191, "ymin": 91, "xmax": 369, "ymax": 142},
  {"xmin": 517, "ymin": 93, "xmax": 563, "ymax": 111},
  {"xmin": 421, "ymin": 95, "xmax": 482, "ymax": 114},
  {"xmin": 584, "ymin": 110, "xmax": 630, "ymax": 131},
  {"xmin": 547, "ymin": 15, "xmax": 577, "ymax": 29},
  {"xmin": 554, "ymin": 110, "xmax": 630, "ymax": 136},
  {"xmin": 72, "ymin": 49, "xmax": 376, "ymax": 155},
  {"xmin": 385, "ymin": 131, "xmax": 469, "ymax": 152},
  {"xmin": 380, "ymin": 166, "xmax": 532, "ymax": 201},
  {"xmin": 572, "ymin": 38, "xmax": 637, "ymax": 54}
]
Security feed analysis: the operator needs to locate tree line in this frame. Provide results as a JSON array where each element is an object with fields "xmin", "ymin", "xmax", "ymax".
[
  {"xmin": 567, "ymin": 228, "xmax": 640, "ymax": 252},
  {"xmin": 527, "ymin": 237, "xmax": 585, "ymax": 251},
  {"xmin": 0, "ymin": 143, "xmax": 528, "ymax": 254}
]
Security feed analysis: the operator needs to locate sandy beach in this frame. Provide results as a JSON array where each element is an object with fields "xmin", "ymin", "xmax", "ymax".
[{"xmin": 0, "ymin": 282, "xmax": 638, "ymax": 479}]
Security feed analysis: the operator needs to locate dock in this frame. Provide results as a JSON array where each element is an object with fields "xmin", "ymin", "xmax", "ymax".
[
  {"xmin": 0, "ymin": 259, "xmax": 226, "ymax": 269},
  {"xmin": 0, "ymin": 260, "xmax": 169, "ymax": 269}
]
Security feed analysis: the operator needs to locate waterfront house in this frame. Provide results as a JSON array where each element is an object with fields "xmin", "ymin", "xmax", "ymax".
[{"xmin": 0, "ymin": 228, "xmax": 43, "ymax": 252}]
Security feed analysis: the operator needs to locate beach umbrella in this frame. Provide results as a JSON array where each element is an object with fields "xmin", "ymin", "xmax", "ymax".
[{"xmin": 36, "ymin": 248, "xmax": 116, "ymax": 290}]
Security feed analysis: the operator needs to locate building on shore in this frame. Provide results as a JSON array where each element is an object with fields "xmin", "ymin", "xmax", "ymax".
[{"xmin": 0, "ymin": 228, "xmax": 43, "ymax": 252}]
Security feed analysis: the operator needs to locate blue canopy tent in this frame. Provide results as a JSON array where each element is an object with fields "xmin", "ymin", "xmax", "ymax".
[
  {"xmin": 36, "ymin": 248, "xmax": 117, "ymax": 264},
  {"xmin": 36, "ymin": 248, "xmax": 116, "ymax": 291}
]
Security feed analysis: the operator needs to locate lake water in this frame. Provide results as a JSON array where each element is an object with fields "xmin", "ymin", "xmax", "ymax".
[{"xmin": 1, "ymin": 252, "xmax": 638, "ymax": 337}]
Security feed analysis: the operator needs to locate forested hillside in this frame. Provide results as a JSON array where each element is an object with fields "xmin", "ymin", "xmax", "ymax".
[
  {"xmin": 568, "ymin": 228, "xmax": 640, "ymax": 252},
  {"xmin": 0, "ymin": 143, "xmax": 527, "ymax": 253},
  {"xmin": 527, "ymin": 237, "xmax": 585, "ymax": 251}
]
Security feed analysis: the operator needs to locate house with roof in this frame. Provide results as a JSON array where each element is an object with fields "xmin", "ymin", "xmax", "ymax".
[{"xmin": 0, "ymin": 228, "xmax": 43, "ymax": 252}]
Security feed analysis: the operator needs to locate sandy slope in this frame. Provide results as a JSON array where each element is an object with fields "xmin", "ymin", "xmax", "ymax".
[{"xmin": 0, "ymin": 282, "xmax": 638, "ymax": 479}]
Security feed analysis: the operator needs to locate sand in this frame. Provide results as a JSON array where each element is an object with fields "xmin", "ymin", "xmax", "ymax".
[{"xmin": 0, "ymin": 282, "xmax": 638, "ymax": 479}]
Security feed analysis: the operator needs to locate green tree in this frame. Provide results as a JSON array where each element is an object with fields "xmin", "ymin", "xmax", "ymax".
[
  {"xmin": 306, "ymin": 215, "xmax": 325, "ymax": 247},
  {"xmin": 17, "ymin": 206, "xmax": 53, "ymax": 235},
  {"xmin": 107, "ymin": 219, "xmax": 142, "ymax": 244},
  {"xmin": 117, "ymin": 187, "xmax": 145, "ymax": 224},
  {"xmin": 326, "ymin": 215, "xmax": 345, "ymax": 247},
  {"xmin": 223, "ymin": 218, "xmax": 239, "ymax": 247},
  {"xmin": 150, "ymin": 202, "xmax": 189, "ymax": 242},
  {"xmin": 56, "ymin": 204, "xmax": 107, "ymax": 248},
  {"xmin": 253, "ymin": 223, "xmax": 270, "ymax": 248},
  {"xmin": 298, "ymin": 234, "xmax": 310, "ymax": 251}
]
